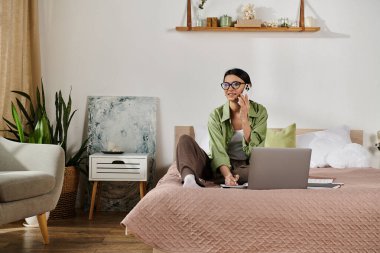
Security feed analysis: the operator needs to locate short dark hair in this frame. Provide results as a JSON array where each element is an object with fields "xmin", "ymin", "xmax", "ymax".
[{"xmin": 223, "ymin": 68, "xmax": 252, "ymax": 85}]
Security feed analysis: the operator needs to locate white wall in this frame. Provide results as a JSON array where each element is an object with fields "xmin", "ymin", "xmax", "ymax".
[{"xmin": 38, "ymin": 0, "xmax": 380, "ymax": 171}]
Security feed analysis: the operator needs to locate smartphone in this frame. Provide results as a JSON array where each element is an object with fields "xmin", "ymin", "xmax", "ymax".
[{"xmin": 241, "ymin": 85, "xmax": 251, "ymax": 99}]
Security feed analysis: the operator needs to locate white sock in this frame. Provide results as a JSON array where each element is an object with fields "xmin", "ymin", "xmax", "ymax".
[{"xmin": 183, "ymin": 174, "xmax": 201, "ymax": 188}]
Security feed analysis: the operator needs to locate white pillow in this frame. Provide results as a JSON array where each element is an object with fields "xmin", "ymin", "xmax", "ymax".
[
  {"xmin": 306, "ymin": 125, "xmax": 352, "ymax": 168},
  {"xmin": 326, "ymin": 143, "xmax": 371, "ymax": 168},
  {"xmin": 309, "ymin": 136, "xmax": 347, "ymax": 167},
  {"xmin": 296, "ymin": 132, "xmax": 316, "ymax": 148},
  {"xmin": 296, "ymin": 125, "xmax": 351, "ymax": 149},
  {"xmin": 314, "ymin": 125, "xmax": 352, "ymax": 144},
  {"xmin": 194, "ymin": 125, "xmax": 210, "ymax": 154}
]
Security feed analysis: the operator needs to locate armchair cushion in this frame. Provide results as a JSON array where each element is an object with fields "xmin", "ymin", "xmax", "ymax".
[{"xmin": 0, "ymin": 171, "xmax": 55, "ymax": 202}]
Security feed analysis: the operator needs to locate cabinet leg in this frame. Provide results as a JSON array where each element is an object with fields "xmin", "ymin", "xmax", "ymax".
[
  {"xmin": 95, "ymin": 182, "xmax": 102, "ymax": 211},
  {"xmin": 89, "ymin": 181, "xmax": 98, "ymax": 220},
  {"xmin": 139, "ymin": 181, "xmax": 146, "ymax": 199}
]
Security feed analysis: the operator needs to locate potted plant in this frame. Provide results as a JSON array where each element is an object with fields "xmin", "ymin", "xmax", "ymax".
[
  {"xmin": 2, "ymin": 81, "xmax": 87, "ymax": 219},
  {"xmin": 195, "ymin": 0, "xmax": 207, "ymax": 27},
  {"xmin": 49, "ymin": 89, "xmax": 88, "ymax": 219}
]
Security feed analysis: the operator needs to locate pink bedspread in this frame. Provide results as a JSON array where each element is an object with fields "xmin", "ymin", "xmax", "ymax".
[{"xmin": 121, "ymin": 164, "xmax": 380, "ymax": 253}]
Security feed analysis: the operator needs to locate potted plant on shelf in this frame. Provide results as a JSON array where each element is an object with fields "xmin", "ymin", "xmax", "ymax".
[
  {"xmin": 2, "ymin": 81, "xmax": 87, "ymax": 220},
  {"xmin": 195, "ymin": 0, "xmax": 207, "ymax": 27}
]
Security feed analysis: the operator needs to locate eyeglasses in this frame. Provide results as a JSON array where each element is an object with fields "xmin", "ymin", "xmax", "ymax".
[{"xmin": 220, "ymin": 81, "xmax": 245, "ymax": 90}]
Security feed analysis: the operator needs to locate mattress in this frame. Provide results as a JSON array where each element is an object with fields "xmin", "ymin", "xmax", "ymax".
[{"xmin": 121, "ymin": 163, "xmax": 380, "ymax": 253}]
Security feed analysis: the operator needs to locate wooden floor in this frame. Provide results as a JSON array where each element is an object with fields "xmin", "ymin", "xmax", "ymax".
[{"xmin": 0, "ymin": 211, "xmax": 153, "ymax": 253}]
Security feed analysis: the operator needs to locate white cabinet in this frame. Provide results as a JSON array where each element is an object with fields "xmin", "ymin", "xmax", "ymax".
[
  {"xmin": 89, "ymin": 153, "xmax": 148, "ymax": 181},
  {"xmin": 88, "ymin": 153, "xmax": 149, "ymax": 220}
]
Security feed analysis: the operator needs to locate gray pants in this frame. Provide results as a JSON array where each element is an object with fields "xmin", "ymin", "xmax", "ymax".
[{"xmin": 176, "ymin": 135, "xmax": 248, "ymax": 186}]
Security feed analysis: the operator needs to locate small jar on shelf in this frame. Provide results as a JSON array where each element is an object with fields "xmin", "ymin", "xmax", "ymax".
[{"xmin": 195, "ymin": 9, "xmax": 206, "ymax": 27}]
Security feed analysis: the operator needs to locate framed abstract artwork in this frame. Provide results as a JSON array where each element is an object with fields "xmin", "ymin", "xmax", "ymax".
[{"xmin": 87, "ymin": 96, "xmax": 158, "ymax": 211}]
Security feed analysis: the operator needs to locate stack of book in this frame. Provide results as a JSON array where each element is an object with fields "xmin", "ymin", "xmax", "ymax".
[
  {"xmin": 234, "ymin": 19, "xmax": 262, "ymax": 28},
  {"xmin": 307, "ymin": 177, "xmax": 344, "ymax": 189}
]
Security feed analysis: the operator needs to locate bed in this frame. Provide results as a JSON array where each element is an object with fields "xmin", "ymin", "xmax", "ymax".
[{"xmin": 121, "ymin": 127, "xmax": 380, "ymax": 253}]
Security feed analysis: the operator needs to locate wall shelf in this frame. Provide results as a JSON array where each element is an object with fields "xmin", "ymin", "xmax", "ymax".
[
  {"xmin": 178, "ymin": 0, "xmax": 320, "ymax": 33},
  {"xmin": 176, "ymin": 27, "xmax": 320, "ymax": 32}
]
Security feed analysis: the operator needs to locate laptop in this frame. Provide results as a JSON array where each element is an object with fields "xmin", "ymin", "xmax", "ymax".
[{"xmin": 247, "ymin": 147, "xmax": 312, "ymax": 190}]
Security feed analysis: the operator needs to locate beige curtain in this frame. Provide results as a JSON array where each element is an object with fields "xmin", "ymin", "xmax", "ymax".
[{"xmin": 0, "ymin": 0, "xmax": 41, "ymax": 137}]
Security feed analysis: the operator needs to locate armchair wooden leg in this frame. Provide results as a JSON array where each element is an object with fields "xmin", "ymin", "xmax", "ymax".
[{"xmin": 36, "ymin": 213, "xmax": 49, "ymax": 244}]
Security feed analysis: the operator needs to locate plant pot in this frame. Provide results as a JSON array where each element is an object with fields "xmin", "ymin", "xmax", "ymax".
[
  {"xmin": 49, "ymin": 166, "xmax": 79, "ymax": 219},
  {"xmin": 220, "ymin": 15, "xmax": 232, "ymax": 27}
]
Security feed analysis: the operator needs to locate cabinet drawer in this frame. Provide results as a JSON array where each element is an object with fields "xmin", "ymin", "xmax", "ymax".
[{"xmin": 90, "ymin": 156, "xmax": 147, "ymax": 181}]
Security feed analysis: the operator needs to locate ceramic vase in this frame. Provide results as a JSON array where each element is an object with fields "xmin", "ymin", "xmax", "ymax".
[{"xmin": 195, "ymin": 9, "xmax": 205, "ymax": 27}]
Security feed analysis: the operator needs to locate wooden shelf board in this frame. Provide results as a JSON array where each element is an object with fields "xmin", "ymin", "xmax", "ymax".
[{"xmin": 175, "ymin": 26, "xmax": 320, "ymax": 32}]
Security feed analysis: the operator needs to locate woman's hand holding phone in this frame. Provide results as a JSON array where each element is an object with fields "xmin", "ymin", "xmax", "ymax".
[{"xmin": 238, "ymin": 86, "xmax": 250, "ymax": 120}]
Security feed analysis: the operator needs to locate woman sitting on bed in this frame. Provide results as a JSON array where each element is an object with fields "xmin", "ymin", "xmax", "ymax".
[{"xmin": 176, "ymin": 68, "xmax": 268, "ymax": 188}]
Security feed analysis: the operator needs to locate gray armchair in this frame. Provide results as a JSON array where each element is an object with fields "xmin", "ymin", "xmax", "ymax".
[{"xmin": 0, "ymin": 137, "xmax": 65, "ymax": 244}]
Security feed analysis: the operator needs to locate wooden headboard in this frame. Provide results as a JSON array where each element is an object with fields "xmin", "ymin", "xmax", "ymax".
[{"xmin": 174, "ymin": 126, "xmax": 363, "ymax": 157}]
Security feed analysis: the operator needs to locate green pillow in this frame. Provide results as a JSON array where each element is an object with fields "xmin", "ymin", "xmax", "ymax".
[{"xmin": 265, "ymin": 123, "xmax": 296, "ymax": 148}]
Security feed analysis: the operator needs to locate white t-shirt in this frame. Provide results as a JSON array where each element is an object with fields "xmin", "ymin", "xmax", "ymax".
[{"xmin": 227, "ymin": 130, "xmax": 248, "ymax": 161}]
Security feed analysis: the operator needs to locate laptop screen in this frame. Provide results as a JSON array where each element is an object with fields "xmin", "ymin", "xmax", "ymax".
[{"xmin": 248, "ymin": 147, "xmax": 312, "ymax": 190}]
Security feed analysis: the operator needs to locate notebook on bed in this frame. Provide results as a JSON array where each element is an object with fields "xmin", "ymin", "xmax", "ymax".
[{"xmin": 247, "ymin": 147, "xmax": 312, "ymax": 190}]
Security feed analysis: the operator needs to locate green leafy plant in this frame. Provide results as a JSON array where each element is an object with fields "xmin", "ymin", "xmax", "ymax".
[
  {"xmin": 52, "ymin": 89, "xmax": 88, "ymax": 166},
  {"xmin": 3, "ymin": 82, "xmax": 51, "ymax": 144},
  {"xmin": 10, "ymin": 102, "xmax": 25, "ymax": 142},
  {"xmin": 2, "ymin": 81, "xmax": 87, "ymax": 167}
]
